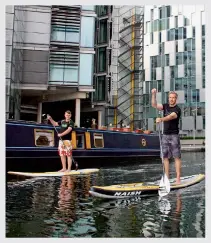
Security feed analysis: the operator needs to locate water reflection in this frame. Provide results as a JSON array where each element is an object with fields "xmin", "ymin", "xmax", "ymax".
[
  {"xmin": 6, "ymin": 152, "xmax": 205, "ymax": 238},
  {"xmin": 92, "ymin": 184, "xmax": 204, "ymax": 238}
]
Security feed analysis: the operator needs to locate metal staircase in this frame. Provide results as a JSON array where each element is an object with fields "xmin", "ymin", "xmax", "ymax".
[{"xmin": 106, "ymin": 6, "xmax": 144, "ymax": 130}]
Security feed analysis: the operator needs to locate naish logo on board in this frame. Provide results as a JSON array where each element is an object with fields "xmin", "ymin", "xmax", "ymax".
[{"xmin": 114, "ymin": 191, "xmax": 142, "ymax": 196}]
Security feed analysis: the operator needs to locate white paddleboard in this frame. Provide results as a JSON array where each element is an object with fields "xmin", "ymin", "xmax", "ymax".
[{"xmin": 8, "ymin": 168, "xmax": 100, "ymax": 177}]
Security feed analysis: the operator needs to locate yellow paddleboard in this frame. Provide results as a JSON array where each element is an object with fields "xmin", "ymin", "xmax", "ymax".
[{"xmin": 89, "ymin": 174, "xmax": 205, "ymax": 199}]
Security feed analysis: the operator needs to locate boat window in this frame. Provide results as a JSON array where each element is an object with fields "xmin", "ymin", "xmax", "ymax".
[
  {"xmin": 76, "ymin": 134, "xmax": 85, "ymax": 149},
  {"xmin": 94, "ymin": 133, "xmax": 104, "ymax": 148},
  {"xmin": 34, "ymin": 129, "xmax": 54, "ymax": 147}
]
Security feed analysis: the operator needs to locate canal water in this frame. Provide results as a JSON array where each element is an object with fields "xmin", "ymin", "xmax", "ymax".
[{"xmin": 6, "ymin": 152, "xmax": 205, "ymax": 238}]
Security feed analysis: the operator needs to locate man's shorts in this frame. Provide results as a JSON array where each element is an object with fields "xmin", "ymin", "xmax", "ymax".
[
  {"xmin": 58, "ymin": 140, "xmax": 72, "ymax": 157},
  {"xmin": 161, "ymin": 134, "xmax": 181, "ymax": 159}
]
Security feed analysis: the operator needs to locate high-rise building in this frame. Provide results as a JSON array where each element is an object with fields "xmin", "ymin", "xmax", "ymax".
[
  {"xmin": 143, "ymin": 5, "xmax": 205, "ymax": 136},
  {"xmin": 6, "ymin": 5, "xmax": 206, "ymax": 136},
  {"xmin": 6, "ymin": 5, "xmax": 97, "ymax": 126}
]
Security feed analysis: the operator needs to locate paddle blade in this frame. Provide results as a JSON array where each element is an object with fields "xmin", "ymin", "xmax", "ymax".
[{"xmin": 158, "ymin": 174, "xmax": 171, "ymax": 197}]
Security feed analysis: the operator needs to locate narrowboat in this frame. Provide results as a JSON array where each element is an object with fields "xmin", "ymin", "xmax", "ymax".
[{"xmin": 6, "ymin": 120, "xmax": 160, "ymax": 172}]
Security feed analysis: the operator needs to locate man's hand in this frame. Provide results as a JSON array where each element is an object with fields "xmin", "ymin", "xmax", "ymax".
[
  {"xmin": 47, "ymin": 114, "xmax": 52, "ymax": 120},
  {"xmin": 151, "ymin": 88, "xmax": 157, "ymax": 94},
  {"xmin": 156, "ymin": 117, "xmax": 163, "ymax": 123},
  {"xmin": 58, "ymin": 133, "xmax": 62, "ymax": 137}
]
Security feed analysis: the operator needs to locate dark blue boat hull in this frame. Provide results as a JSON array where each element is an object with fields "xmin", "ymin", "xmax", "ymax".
[{"xmin": 6, "ymin": 120, "xmax": 160, "ymax": 171}]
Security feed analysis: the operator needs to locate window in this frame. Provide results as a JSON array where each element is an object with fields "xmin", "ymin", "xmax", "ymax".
[
  {"xmin": 160, "ymin": 19, "xmax": 169, "ymax": 31},
  {"xmin": 192, "ymin": 90, "xmax": 199, "ymax": 102},
  {"xmin": 184, "ymin": 52, "xmax": 187, "ymax": 65},
  {"xmin": 187, "ymin": 51, "xmax": 192, "ymax": 64},
  {"xmin": 191, "ymin": 52, "xmax": 195, "ymax": 63},
  {"xmin": 175, "ymin": 29, "xmax": 178, "ymax": 40},
  {"xmin": 159, "ymin": 32, "xmax": 162, "ymax": 43},
  {"xmin": 145, "ymin": 81, "xmax": 150, "ymax": 94},
  {"xmin": 159, "ymin": 44, "xmax": 162, "ymax": 55},
  {"xmin": 190, "ymin": 77, "xmax": 196, "ymax": 89},
  {"xmin": 202, "ymin": 49, "xmax": 205, "ymax": 62},
  {"xmin": 143, "ymin": 94, "xmax": 150, "ymax": 105},
  {"xmin": 146, "ymin": 22, "xmax": 151, "ymax": 33},
  {"xmin": 184, "ymin": 27, "xmax": 187, "ymax": 39},
  {"xmin": 151, "ymin": 68, "xmax": 156, "ymax": 80},
  {"xmin": 174, "ymin": 66, "xmax": 178, "ymax": 78},
  {"xmin": 99, "ymin": 20, "xmax": 107, "ymax": 44},
  {"xmin": 184, "ymin": 18, "xmax": 189, "ymax": 26},
  {"xmin": 202, "ymin": 37, "xmax": 205, "ymax": 50},
  {"xmin": 151, "ymin": 9, "xmax": 154, "ymax": 21},
  {"xmin": 82, "ymin": 5, "xmax": 95, "ymax": 11},
  {"xmin": 202, "ymin": 64, "xmax": 205, "ymax": 76},
  {"xmin": 166, "ymin": 6, "xmax": 171, "ymax": 18},
  {"xmin": 184, "ymin": 40, "xmax": 187, "ymax": 51},
  {"xmin": 170, "ymin": 66, "xmax": 174, "ymax": 78},
  {"xmin": 157, "ymin": 80, "xmax": 162, "ymax": 92},
  {"xmin": 165, "ymin": 54, "xmax": 169, "ymax": 66},
  {"xmin": 159, "ymin": 7, "xmax": 162, "ymax": 19},
  {"xmin": 98, "ymin": 47, "xmax": 106, "ymax": 72},
  {"xmin": 95, "ymin": 76, "xmax": 106, "ymax": 101},
  {"xmin": 187, "ymin": 38, "xmax": 192, "ymax": 51},
  {"xmin": 202, "ymin": 25, "xmax": 205, "ymax": 36},
  {"xmin": 76, "ymin": 134, "xmax": 85, "ymax": 149},
  {"xmin": 161, "ymin": 55, "xmax": 165, "ymax": 67},
  {"xmin": 154, "ymin": 20, "xmax": 159, "ymax": 32},
  {"xmin": 203, "ymin": 116, "xmax": 205, "ymax": 129},
  {"xmin": 175, "ymin": 78, "xmax": 183, "ymax": 90},
  {"xmin": 79, "ymin": 54, "xmax": 93, "ymax": 85},
  {"xmin": 192, "ymin": 39, "xmax": 195, "ymax": 50},
  {"xmin": 49, "ymin": 65, "xmax": 78, "ymax": 83},
  {"xmin": 169, "ymin": 29, "xmax": 175, "ymax": 41},
  {"xmin": 94, "ymin": 133, "xmax": 104, "ymax": 148},
  {"xmin": 51, "ymin": 26, "xmax": 79, "ymax": 43},
  {"xmin": 193, "ymin": 27, "xmax": 195, "ymax": 38},
  {"xmin": 150, "ymin": 33, "xmax": 153, "ymax": 44},
  {"xmin": 175, "ymin": 16, "xmax": 178, "ymax": 28},
  {"xmin": 176, "ymin": 52, "xmax": 183, "ymax": 65},
  {"xmin": 162, "ymin": 42, "xmax": 165, "ymax": 54},
  {"xmin": 96, "ymin": 6, "xmax": 108, "ymax": 16},
  {"xmin": 162, "ymin": 67, "xmax": 164, "ymax": 79},
  {"xmin": 161, "ymin": 6, "xmax": 166, "ymax": 18},
  {"xmin": 170, "ymin": 79, "xmax": 174, "ymax": 91},
  {"xmin": 203, "ymin": 76, "xmax": 205, "ymax": 88},
  {"xmin": 35, "ymin": 129, "xmax": 54, "ymax": 147},
  {"xmin": 80, "ymin": 17, "xmax": 95, "ymax": 47},
  {"xmin": 157, "ymin": 55, "xmax": 161, "ymax": 67},
  {"xmin": 176, "ymin": 41, "xmax": 178, "ymax": 52},
  {"xmin": 178, "ymin": 27, "xmax": 183, "ymax": 40}
]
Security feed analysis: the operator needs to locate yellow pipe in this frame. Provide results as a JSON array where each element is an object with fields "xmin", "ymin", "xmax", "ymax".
[
  {"xmin": 114, "ymin": 94, "xmax": 117, "ymax": 127},
  {"xmin": 130, "ymin": 9, "xmax": 135, "ymax": 131},
  {"xmin": 71, "ymin": 131, "xmax": 77, "ymax": 149},
  {"xmin": 85, "ymin": 131, "xmax": 91, "ymax": 149}
]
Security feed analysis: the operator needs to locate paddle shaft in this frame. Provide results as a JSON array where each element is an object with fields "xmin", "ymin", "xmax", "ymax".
[
  {"xmin": 157, "ymin": 111, "xmax": 171, "ymax": 197},
  {"xmin": 158, "ymin": 122, "xmax": 165, "ymax": 177}
]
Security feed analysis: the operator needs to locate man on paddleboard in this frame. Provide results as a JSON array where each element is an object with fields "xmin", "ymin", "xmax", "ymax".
[
  {"xmin": 151, "ymin": 89, "xmax": 181, "ymax": 184},
  {"xmin": 47, "ymin": 110, "xmax": 74, "ymax": 172}
]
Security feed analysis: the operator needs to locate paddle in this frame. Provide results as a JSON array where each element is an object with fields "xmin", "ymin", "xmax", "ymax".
[
  {"xmin": 42, "ymin": 114, "xmax": 78, "ymax": 170},
  {"xmin": 158, "ymin": 121, "xmax": 170, "ymax": 198}
]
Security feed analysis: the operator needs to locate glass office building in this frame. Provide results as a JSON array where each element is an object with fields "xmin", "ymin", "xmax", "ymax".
[
  {"xmin": 5, "ymin": 5, "xmax": 96, "ymax": 126},
  {"xmin": 6, "ymin": 6, "xmax": 25, "ymax": 120},
  {"xmin": 143, "ymin": 5, "xmax": 205, "ymax": 136}
]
